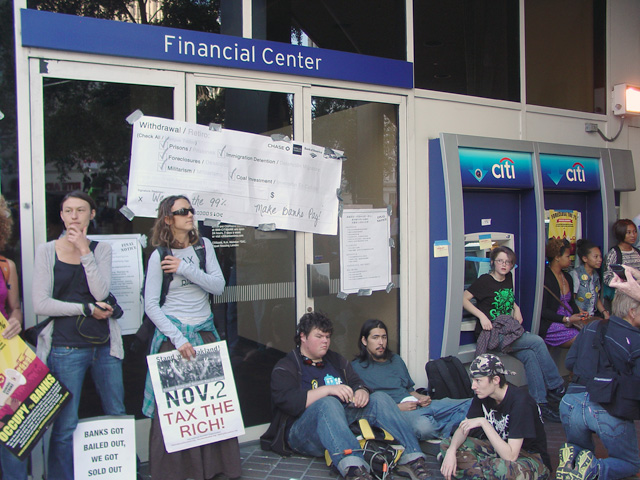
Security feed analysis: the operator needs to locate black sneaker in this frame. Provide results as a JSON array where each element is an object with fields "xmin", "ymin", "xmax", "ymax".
[
  {"xmin": 344, "ymin": 466, "xmax": 374, "ymax": 480},
  {"xmin": 547, "ymin": 384, "xmax": 567, "ymax": 404},
  {"xmin": 538, "ymin": 402, "xmax": 561, "ymax": 423},
  {"xmin": 396, "ymin": 456, "xmax": 432, "ymax": 480}
]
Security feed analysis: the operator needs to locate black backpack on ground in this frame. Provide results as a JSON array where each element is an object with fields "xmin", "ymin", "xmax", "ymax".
[
  {"xmin": 131, "ymin": 240, "xmax": 207, "ymax": 353},
  {"xmin": 425, "ymin": 355, "xmax": 473, "ymax": 399}
]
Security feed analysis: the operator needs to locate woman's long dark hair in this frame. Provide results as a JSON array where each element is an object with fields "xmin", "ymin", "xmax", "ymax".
[
  {"xmin": 354, "ymin": 318, "xmax": 393, "ymax": 364},
  {"xmin": 150, "ymin": 195, "xmax": 200, "ymax": 248}
]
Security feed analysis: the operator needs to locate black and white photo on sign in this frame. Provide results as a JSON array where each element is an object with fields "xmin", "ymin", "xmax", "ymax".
[{"xmin": 156, "ymin": 346, "xmax": 224, "ymax": 392}]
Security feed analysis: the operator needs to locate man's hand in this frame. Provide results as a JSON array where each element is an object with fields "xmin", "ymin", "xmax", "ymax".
[
  {"xmin": 414, "ymin": 393, "xmax": 431, "ymax": 407},
  {"xmin": 323, "ymin": 384, "xmax": 354, "ymax": 404},
  {"xmin": 440, "ymin": 450, "xmax": 457, "ymax": 480},
  {"xmin": 161, "ymin": 255, "xmax": 181, "ymax": 274},
  {"xmin": 459, "ymin": 417, "xmax": 485, "ymax": 435},
  {"xmin": 398, "ymin": 401, "xmax": 418, "ymax": 411},
  {"xmin": 611, "ymin": 266, "xmax": 640, "ymax": 302},
  {"xmin": 2, "ymin": 316, "xmax": 21, "ymax": 340},
  {"xmin": 352, "ymin": 388, "xmax": 369, "ymax": 408}
]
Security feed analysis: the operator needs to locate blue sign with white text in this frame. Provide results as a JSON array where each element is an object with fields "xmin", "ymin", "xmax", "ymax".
[
  {"xmin": 459, "ymin": 147, "xmax": 534, "ymax": 189},
  {"xmin": 539, "ymin": 154, "xmax": 600, "ymax": 190},
  {"xmin": 21, "ymin": 9, "xmax": 413, "ymax": 89}
]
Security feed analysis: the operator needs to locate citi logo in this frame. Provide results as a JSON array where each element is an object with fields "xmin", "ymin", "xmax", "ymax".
[
  {"xmin": 492, "ymin": 157, "xmax": 516, "ymax": 179},
  {"xmin": 566, "ymin": 162, "xmax": 586, "ymax": 182}
]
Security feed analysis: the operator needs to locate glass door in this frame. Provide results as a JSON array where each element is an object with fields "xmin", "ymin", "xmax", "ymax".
[
  {"xmin": 305, "ymin": 88, "xmax": 404, "ymax": 357},
  {"xmin": 187, "ymin": 75, "xmax": 304, "ymax": 429},
  {"xmin": 24, "ymin": 59, "xmax": 185, "ymax": 476}
]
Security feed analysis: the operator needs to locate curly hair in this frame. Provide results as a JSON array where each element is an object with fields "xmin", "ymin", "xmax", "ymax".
[
  {"xmin": 0, "ymin": 196, "xmax": 13, "ymax": 251},
  {"xmin": 150, "ymin": 195, "xmax": 200, "ymax": 248},
  {"xmin": 546, "ymin": 237, "xmax": 570, "ymax": 261},
  {"xmin": 295, "ymin": 311, "xmax": 333, "ymax": 347}
]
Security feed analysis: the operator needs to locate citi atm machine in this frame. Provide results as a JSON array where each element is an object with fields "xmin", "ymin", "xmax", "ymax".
[{"xmin": 428, "ymin": 133, "xmax": 635, "ymax": 365}]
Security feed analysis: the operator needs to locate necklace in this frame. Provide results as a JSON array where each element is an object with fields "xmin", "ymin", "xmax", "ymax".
[{"xmin": 553, "ymin": 268, "xmax": 567, "ymax": 294}]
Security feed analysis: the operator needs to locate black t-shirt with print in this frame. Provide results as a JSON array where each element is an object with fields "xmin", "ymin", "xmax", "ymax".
[
  {"xmin": 300, "ymin": 361, "xmax": 345, "ymax": 393},
  {"xmin": 466, "ymin": 384, "xmax": 550, "ymax": 469},
  {"xmin": 467, "ymin": 272, "xmax": 515, "ymax": 337}
]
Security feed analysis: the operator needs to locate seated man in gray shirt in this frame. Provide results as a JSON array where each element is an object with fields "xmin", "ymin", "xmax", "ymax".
[{"xmin": 351, "ymin": 319, "xmax": 471, "ymax": 441}]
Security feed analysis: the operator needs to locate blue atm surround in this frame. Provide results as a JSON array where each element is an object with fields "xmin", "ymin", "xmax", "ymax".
[{"xmin": 428, "ymin": 134, "xmax": 633, "ymax": 363}]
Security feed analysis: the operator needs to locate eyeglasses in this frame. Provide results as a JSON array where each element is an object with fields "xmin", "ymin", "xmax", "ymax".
[
  {"xmin": 494, "ymin": 259, "xmax": 513, "ymax": 266},
  {"xmin": 302, "ymin": 356, "xmax": 325, "ymax": 368},
  {"xmin": 170, "ymin": 207, "xmax": 195, "ymax": 216}
]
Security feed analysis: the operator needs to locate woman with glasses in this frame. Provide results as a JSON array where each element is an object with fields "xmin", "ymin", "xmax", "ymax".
[
  {"xmin": 541, "ymin": 238, "xmax": 585, "ymax": 348},
  {"xmin": 142, "ymin": 195, "xmax": 241, "ymax": 480},
  {"xmin": 463, "ymin": 246, "xmax": 566, "ymax": 423}
]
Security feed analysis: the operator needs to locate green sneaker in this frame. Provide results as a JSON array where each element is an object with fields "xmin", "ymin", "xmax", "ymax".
[
  {"xmin": 558, "ymin": 443, "xmax": 576, "ymax": 470},
  {"xmin": 573, "ymin": 449, "xmax": 598, "ymax": 480}
]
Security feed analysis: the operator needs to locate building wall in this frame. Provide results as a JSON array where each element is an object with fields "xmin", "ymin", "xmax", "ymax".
[{"xmin": 403, "ymin": 0, "xmax": 640, "ymax": 385}]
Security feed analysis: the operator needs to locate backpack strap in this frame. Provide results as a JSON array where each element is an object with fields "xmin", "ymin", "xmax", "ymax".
[
  {"xmin": 157, "ymin": 240, "xmax": 207, "ymax": 307},
  {"xmin": 193, "ymin": 238, "xmax": 207, "ymax": 272},
  {"xmin": 157, "ymin": 246, "xmax": 172, "ymax": 307}
]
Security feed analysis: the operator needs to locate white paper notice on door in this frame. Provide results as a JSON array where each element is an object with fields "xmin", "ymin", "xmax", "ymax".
[{"xmin": 339, "ymin": 208, "xmax": 392, "ymax": 295}]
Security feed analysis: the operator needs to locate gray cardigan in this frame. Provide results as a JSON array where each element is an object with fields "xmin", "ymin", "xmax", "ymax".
[{"xmin": 32, "ymin": 240, "xmax": 123, "ymax": 361}]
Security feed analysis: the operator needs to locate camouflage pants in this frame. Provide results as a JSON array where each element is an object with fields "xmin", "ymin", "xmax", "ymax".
[{"xmin": 440, "ymin": 437, "xmax": 550, "ymax": 480}]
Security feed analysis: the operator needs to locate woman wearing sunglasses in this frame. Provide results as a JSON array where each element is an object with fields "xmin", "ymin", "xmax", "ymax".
[
  {"xmin": 463, "ymin": 246, "xmax": 566, "ymax": 423},
  {"xmin": 142, "ymin": 195, "xmax": 241, "ymax": 480}
]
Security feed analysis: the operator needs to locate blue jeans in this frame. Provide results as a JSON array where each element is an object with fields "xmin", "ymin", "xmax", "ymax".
[
  {"xmin": 287, "ymin": 391, "xmax": 426, "ymax": 476},
  {"xmin": 47, "ymin": 345, "xmax": 125, "ymax": 480},
  {"xmin": 560, "ymin": 391, "xmax": 640, "ymax": 480},
  {"xmin": 402, "ymin": 397, "xmax": 472, "ymax": 440},
  {"xmin": 0, "ymin": 446, "xmax": 27, "ymax": 480},
  {"xmin": 501, "ymin": 332, "xmax": 564, "ymax": 404}
]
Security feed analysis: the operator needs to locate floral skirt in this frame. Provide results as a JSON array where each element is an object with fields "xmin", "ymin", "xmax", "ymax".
[{"xmin": 543, "ymin": 322, "xmax": 579, "ymax": 347}]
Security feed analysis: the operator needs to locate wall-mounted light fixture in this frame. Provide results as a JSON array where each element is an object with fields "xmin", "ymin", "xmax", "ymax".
[{"xmin": 613, "ymin": 83, "xmax": 640, "ymax": 115}]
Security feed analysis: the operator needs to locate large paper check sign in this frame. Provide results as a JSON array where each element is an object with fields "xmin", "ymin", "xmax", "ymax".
[{"xmin": 127, "ymin": 116, "xmax": 343, "ymax": 235}]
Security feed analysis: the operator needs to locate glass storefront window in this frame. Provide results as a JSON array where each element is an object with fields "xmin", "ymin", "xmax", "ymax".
[
  {"xmin": 253, "ymin": 0, "xmax": 406, "ymax": 61},
  {"xmin": 413, "ymin": 0, "xmax": 520, "ymax": 102},
  {"xmin": 27, "ymin": 0, "xmax": 242, "ymax": 36},
  {"xmin": 311, "ymin": 97, "xmax": 401, "ymax": 357},
  {"xmin": 42, "ymin": 78, "xmax": 174, "ymax": 419},
  {"xmin": 196, "ymin": 85, "xmax": 295, "ymax": 427},
  {"xmin": 525, "ymin": 0, "xmax": 606, "ymax": 113}
]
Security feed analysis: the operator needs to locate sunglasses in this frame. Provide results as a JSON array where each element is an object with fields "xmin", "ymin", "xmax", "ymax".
[
  {"xmin": 302, "ymin": 356, "xmax": 325, "ymax": 368},
  {"xmin": 170, "ymin": 207, "xmax": 195, "ymax": 216}
]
